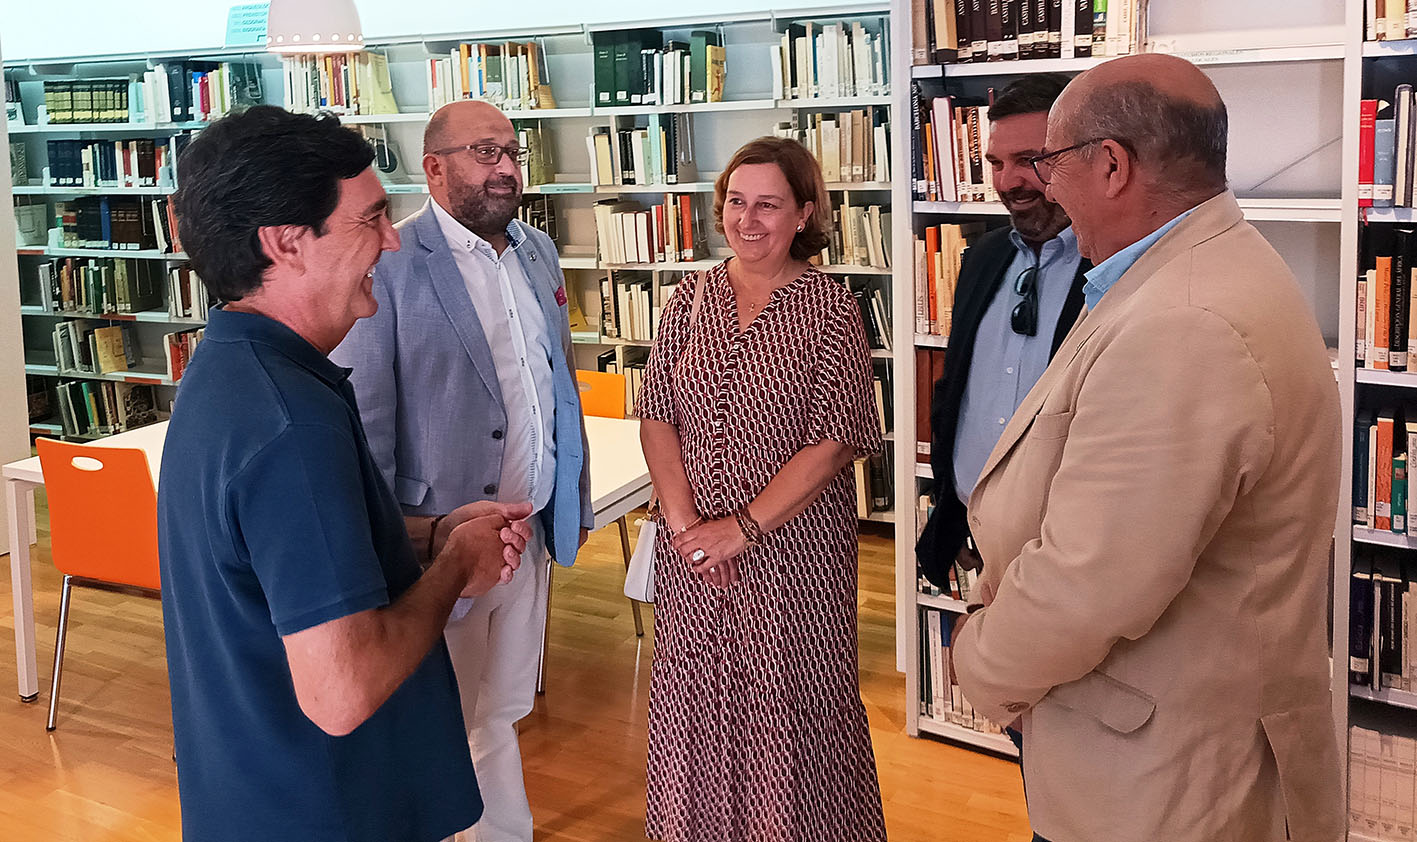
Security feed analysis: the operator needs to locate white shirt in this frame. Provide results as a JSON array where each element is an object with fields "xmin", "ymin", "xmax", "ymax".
[{"xmin": 431, "ymin": 199, "xmax": 556, "ymax": 515}]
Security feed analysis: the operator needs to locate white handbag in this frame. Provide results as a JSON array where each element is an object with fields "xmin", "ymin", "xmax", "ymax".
[
  {"xmin": 624, "ymin": 509, "xmax": 658, "ymax": 603},
  {"xmin": 623, "ymin": 273, "xmax": 707, "ymax": 605}
]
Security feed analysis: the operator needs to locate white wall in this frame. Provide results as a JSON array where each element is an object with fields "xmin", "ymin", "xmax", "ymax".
[
  {"xmin": 0, "ymin": 31, "xmax": 32, "ymax": 555},
  {"xmin": 0, "ymin": 0, "xmax": 882, "ymax": 62}
]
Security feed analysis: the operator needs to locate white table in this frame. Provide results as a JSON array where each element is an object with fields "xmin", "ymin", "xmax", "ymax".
[{"xmin": 3, "ymin": 416, "xmax": 649, "ymax": 703}]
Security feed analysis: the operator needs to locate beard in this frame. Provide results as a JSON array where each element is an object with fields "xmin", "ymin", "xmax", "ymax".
[
  {"xmin": 448, "ymin": 176, "xmax": 522, "ymax": 240},
  {"xmin": 1000, "ymin": 186, "xmax": 1070, "ymax": 245}
]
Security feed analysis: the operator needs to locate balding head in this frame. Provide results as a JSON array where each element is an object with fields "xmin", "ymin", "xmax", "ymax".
[
  {"xmin": 423, "ymin": 99, "xmax": 513, "ymax": 156},
  {"xmin": 1051, "ymin": 54, "xmax": 1228, "ymax": 201}
]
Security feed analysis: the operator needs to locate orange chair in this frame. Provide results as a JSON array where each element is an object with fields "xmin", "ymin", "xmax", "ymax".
[
  {"xmin": 574, "ymin": 369, "xmax": 628, "ymax": 419},
  {"xmin": 537, "ymin": 370, "xmax": 643, "ymax": 695},
  {"xmin": 36, "ymin": 438, "xmax": 160, "ymax": 732}
]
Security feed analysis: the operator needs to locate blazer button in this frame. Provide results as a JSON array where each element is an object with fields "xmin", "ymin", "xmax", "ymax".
[
  {"xmin": 492, "ymin": 429, "xmax": 504, "ymax": 440},
  {"xmin": 484, "ymin": 484, "xmax": 497, "ymax": 495}
]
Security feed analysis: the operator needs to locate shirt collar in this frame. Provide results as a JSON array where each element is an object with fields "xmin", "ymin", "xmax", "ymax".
[
  {"xmin": 204, "ymin": 306, "xmax": 352, "ymax": 388},
  {"xmin": 1008, "ymin": 225, "xmax": 1078, "ymax": 266},
  {"xmin": 1082, "ymin": 208, "xmax": 1196, "ymax": 311},
  {"xmin": 430, "ymin": 198, "xmax": 524, "ymax": 258}
]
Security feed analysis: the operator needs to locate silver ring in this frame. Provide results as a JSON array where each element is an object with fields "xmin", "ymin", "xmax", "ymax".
[
  {"xmin": 691, "ymin": 549, "xmax": 706, "ymax": 562},
  {"xmin": 709, "ymin": 566, "xmax": 718, "ymax": 573}
]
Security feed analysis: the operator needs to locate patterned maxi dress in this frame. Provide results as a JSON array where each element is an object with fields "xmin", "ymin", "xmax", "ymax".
[{"xmin": 634, "ymin": 261, "xmax": 887, "ymax": 842}]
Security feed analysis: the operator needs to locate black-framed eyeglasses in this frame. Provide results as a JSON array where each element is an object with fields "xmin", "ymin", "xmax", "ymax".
[
  {"xmin": 429, "ymin": 143, "xmax": 530, "ymax": 166},
  {"xmin": 1028, "ymin": 138, "xmax": 1108, "ymax": 185},
  {"xmin": 1011, "ymin": 265, "xmax": 1038, "ymax": 337}
]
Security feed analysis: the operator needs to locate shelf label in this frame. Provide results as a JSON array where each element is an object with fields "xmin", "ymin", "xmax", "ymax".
[{"xmin": 225, "ymin": 3, "xmax": 270, "ymax": 48}]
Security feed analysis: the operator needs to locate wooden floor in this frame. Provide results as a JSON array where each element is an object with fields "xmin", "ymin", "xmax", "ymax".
[{"xmin": 0, "ymin": 497, "xmax": 1032, "ymax": 841}]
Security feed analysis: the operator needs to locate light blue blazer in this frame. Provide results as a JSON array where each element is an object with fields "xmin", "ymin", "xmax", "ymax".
[{"xmin": 331, "ymin": 202, "xmax": 592, "ymax": 566}]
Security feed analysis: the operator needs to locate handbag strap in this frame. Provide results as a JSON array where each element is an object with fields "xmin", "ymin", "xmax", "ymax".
[{"xmin": 688, "ymin": 270, "xmax": 706, "ymax": 328}]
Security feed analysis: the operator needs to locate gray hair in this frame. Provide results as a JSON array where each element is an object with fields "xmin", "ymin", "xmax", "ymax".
[{"xmin": 1063, "ymin": 80, "xmax": 1228, "ymax": 200}]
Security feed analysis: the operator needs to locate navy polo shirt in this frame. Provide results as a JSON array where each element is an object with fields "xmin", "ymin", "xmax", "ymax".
[{"xmin": 158, "ymin": 308, "xmax": 481, "ymax": 842}]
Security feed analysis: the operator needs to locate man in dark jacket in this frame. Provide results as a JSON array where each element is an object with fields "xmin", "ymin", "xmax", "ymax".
[{"xmin": 917, "ymin": 74, "xmax": 1087, "ymax": 588}]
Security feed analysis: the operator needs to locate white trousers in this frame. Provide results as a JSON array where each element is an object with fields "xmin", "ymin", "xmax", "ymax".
[{"xmin": 445, "ymin": 522, "xmax": 550, "ymax": 842}]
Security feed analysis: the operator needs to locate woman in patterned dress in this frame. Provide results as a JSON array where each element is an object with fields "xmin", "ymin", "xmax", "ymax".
[{"xmin": 634, "ymin": 137, "xmax": 887, "ymax": 842}]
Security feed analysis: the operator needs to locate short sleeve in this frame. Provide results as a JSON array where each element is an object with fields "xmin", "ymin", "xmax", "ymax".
[
  {"xmin": 807, "ymin": 284, "xmax": 883, "ymax": 455},
  {"xmin": 633, "ymin": 271, "xmax": 697, "ymax": 425},
  {"xmin": 230, "ymin": 423, "xmax": 390, "ymax": 636}
]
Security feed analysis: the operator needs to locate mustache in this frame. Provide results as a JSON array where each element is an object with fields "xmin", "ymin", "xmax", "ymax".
[
  {"xmin": 480, "ymin": 178, "xmax": 520, "ymax": 193},
  {"xmin": 1000, "ymin": 187, "xmax": 1048, "ymax": 206}
]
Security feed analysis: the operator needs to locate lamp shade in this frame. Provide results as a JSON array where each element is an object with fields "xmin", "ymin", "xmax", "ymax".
[{"xmin": 266, "ymin": 0, "xmax": 365, "ymax": 54}]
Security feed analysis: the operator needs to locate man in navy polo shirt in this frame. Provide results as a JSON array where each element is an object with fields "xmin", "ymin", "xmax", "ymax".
[{"xmin": 159, "ymin": 105, "xmax": 531, "ymax": 842}]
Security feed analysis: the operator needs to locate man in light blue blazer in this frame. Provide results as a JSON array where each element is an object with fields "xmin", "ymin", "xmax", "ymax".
[{"xmin": 331, "ymin": 100, "xmax": 591, "ymax": 842}]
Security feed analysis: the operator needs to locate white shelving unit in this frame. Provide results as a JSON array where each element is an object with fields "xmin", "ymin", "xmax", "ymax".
[
  {"xmin": 5, "ymin": 5, "xmax": 900, "ymax": 526},
  {"xmin": 891, "ymin": 0, "xmax": 1355, "ymax": 767}
]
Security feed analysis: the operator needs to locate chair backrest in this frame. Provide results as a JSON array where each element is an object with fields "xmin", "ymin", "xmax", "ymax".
[
  {"xmin": 576, "ymin": 370, "xmax": 628, "ymax": 419},
  {"xmin": 36, "ymin": 438, "xmax": 160, "ymax": 591}
]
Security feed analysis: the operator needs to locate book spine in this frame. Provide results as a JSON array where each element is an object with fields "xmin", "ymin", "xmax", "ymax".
[{"xmin": 1361, "ymin": 98, "xmax": 1378, "ymax": 208}]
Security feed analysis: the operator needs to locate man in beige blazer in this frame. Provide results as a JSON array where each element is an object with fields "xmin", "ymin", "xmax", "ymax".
[{"xmin": 950, "ymin": 54, "xmax": 1343, "ymax": 842}]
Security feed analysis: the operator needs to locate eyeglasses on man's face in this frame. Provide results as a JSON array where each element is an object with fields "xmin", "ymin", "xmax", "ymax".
[
  {"xmin": 1027, "ymin": 138, "xmax": 1109, "ymax": 186},
  {"xmin": 429, "ymin": 143, "xmax": 530, "ymax": 166}
]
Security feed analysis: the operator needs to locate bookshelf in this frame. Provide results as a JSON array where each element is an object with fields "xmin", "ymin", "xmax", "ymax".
[
  {"xmin": 2, "ymin": 8, "xmax": 900, "ymax": 522},
  {"xmin": 891, "ymin": 0, "xmax": 1352, "ymax": 765}
]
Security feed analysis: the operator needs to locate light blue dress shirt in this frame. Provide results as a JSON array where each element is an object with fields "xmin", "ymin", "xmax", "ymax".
[
  {"xmin": 1082, "ymin": 209, "xmax": 1194, "ymax": 311},
  {"xmin": 953, "ymin": 226, "xmax": 1083, "ymax": 505}
]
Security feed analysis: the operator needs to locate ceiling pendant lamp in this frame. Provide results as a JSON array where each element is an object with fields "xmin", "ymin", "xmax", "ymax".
[{"xmin": 266, "ymin": 0, "xmax": 365, "ymax": 53}]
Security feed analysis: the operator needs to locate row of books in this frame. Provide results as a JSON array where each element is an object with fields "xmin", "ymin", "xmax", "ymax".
[
  {"xmin": 52, "ymin": 197, "xmax": 182, "ymax": 253},
  {"xmin": 854, "ymin": 451, "xmax": 895, "ymax": 517},
  {"xmin": 1350, "ymin": 725, "xmax": 1417, "ymax": 842},
  {"xmin": 774, "ymin": 108, "xmax": 891, "ymax": 184},
  {"xmin": 769, "ymin": 19, "xmax": 890, "ymax": 101},
  {"xmin": 590, "ymin": 30, "xmax": 725, "ymax": 107},
  {"xmin": 914, "ymin": 348, "xmax": 948, "ymax": 465},
  {"xmin": 282, "ymin": 53, "xmax": 398, "ymax": 116},
  {"xmin": 1368, "ymin": 2, "xmax": 1417, "ymax": 42},
  {"xmin": 32, "ymin": 257, "xmax": 163, "ymax": 315},
  {"xmin": 52, "ymin": 321, "xmax": 142, "ymax": 376},
  {"xmin": 166, "ymin": 265, "xmax": 210, "ymax": 321},
  {"xmin": 1354, "ymin": 408, "xmax": 1413, "ymax": 533},
  {"xmin": 917, "ymin": 606, "xmax": 1009, "ymax": 735},
  {"xmin": 914, "ymin": 89, "xmax": 1000, "ymax": 203},
  {"xmin": 164, "ymin": 329, "xmax": 204, "ymax": 382},
  {"xmin": 914, "ymin": 222, "xmax": 985, "ymax": 337},
  {"xmin": 1354, "ymin": 86, "xmax": 1417, "ymax": 210},
  {"xmin": 592, "ymin": 196, "xmax": 707, "ymax": 265},
  {"xmin": 514, "ymin": 124, "xmax": 556, "ymax": 187},
  {"xmin": 853, "ymin": 282, "xmax": 895, "ymax": 353},
  {"xmin": 517, "ymin": 196, "xmax": 558, "ymax": 243},
  {"xmin": 598, "ymin": 271, "xmax": 675, "ymax": 342},
  {"xmin": 587, "ymin": 118, "xmax": 692, "ymax": 187},
  {"xmin": 915, "ymin": 0, "xmax": 1145, "ymax": 65},
  {"xmin": 51, "ymin": 379, "xmax": 159, "ymax": 438},
  {"xmin": 41, "ymin": 136, "xmax": 184, "ymax": 189},
  {"xmin": 1356, "ymin": 226, "xmax": 1416, "ymax": 371},
  {"xmin": 1351, "ymin": 546, "xmax": 1417, "ymax": 694},
  {"xmin": 821, "ymin": 197, "xmax": 892, "ymax": 271},
  {"xmin": 425, "ymin": 41, "xmax": 555, "ymax": 112},
  {"xmin": 34, "ymin": 63, "xmax": 260, "ymax": 125}
]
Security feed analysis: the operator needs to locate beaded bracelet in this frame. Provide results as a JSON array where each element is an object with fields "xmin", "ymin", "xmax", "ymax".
[{"xmin": 734, "ymin": 507, "xmax": 765, "ymax": 547}]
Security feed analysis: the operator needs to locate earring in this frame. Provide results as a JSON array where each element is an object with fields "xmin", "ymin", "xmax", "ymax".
[{"xmin": 796, "ymin": 223, "xmax": 804, "ymax": 232}]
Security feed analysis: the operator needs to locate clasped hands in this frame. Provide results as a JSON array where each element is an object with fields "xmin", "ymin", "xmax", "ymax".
[
  {"xmin": 669, "ymin": 516, "xmax": 746, "ymax": 588},
  {"xmin": 434, "ymin": 501, "xmax": 535, "ymax": 598}
]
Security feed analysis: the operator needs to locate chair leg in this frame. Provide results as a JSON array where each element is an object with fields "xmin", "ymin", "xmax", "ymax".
[
  {"xmin": 46, "ymin": 575, "xmax": 74, "ymax": 732},
  {"xmin": 617, "ymin": 516, "xmax": 645, "ymax": 637},
  {"xmin": 536, "ymin": 564, "xmax": 553, "ymax": 696}
]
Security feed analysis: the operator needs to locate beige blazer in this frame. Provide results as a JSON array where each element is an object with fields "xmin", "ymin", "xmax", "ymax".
[{"xmin": 952, "ymin": 192, "xmax": 1342, "ymax": 842}]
